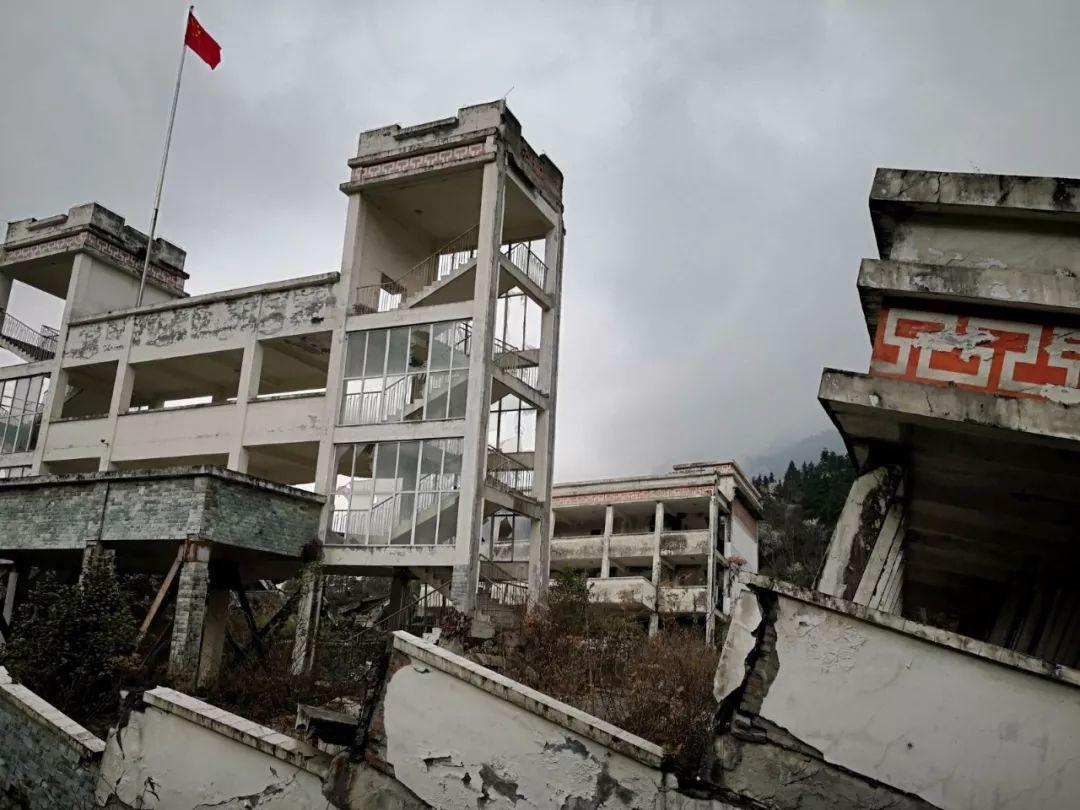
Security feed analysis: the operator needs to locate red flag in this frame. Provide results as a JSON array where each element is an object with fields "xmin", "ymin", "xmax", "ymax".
[{"xmin": 185, "ymin": 11, "xmax": 221, "ymax": 70}]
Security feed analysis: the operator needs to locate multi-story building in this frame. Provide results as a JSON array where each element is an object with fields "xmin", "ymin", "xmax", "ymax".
[
  {"xmin": 0, "ymin": 100, "xmax": 564, "ymax": 686},
  {"xmin": 492, "ymin": 461, "xmax": 760, "ymax": 643}
]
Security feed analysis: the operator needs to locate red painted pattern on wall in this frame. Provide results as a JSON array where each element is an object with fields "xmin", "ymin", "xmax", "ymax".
[{"xmin": 870, "ymin": 307, "xmax": 1080, "ymax": 403}]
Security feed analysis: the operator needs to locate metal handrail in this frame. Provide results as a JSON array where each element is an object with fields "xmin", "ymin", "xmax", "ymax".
[
  {"xmin": 354, "ymin": 224, "xmax": 480, "ymax": 314},
  {"xmin": 485, "ymin": 445, "xmax": 535, "ymax": 498},
  {"xmin": 0, "ymin": 308, "xmax": 58, "ymax": 361},
  {"xmin": 479, "ymin": 554, "xmax": 530, "ymax": 606},
  {"xmin": 502, "ymin": 242, "xmax": 548, "ymax": 290}
]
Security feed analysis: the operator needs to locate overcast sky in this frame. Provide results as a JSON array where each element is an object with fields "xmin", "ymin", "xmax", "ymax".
[{"xmin": 2, "ymin": 1, "xmax": 1078, "ymax": 480}]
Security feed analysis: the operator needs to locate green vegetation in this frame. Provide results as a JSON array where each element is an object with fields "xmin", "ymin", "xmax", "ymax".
[{"xmin": 753, "ymin": 449, "xmax": 854, "ymax": 588}]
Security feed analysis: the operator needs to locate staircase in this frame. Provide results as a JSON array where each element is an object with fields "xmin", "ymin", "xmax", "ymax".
[{"xmin": 0, "ymin": 308, "xmax": 57, "ymax": 362}]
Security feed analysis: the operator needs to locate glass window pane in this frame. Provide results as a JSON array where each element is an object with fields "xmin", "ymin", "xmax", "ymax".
[
  {"xmin": 364, "ymin": 329, "xmax": 387, "ymax": 377},
  {"xmin": 418, "ymin": 440, "xmax": 443, "ymax": 491},
  {"xmin": 448, "ymin": 369, "xmax": 468, "ymax": 419},
  {"xmin": 430, "ymin": 323, "xmax": 454, "ymax": 370},
  {"xmin": 414, "ymin": 493, "xmax": 438, "ymax": 545},
  {"xmin": 409, "ymin": 325, "xmax": 430, "ymax": 371},
  {"xmin": 369, "ymin": 494, "xmax": 393, "ymax": 545},
  {"xmin": 437, "ymin": 494, "xmax": 459, "ymax": 545},
  {"xmin": 344, "ymin": 333, "xmax": 367, "ymax": 378},
  {"xmin": 390, "ymin": 493, "xmax": 415, "ymax": 545},
  {"xmin": 520, "ymin": 409, "xmax": 537, "ymax": 452},
  {"xmin": 397, "ymin": 440, "xmax": 421, "ymax": 492},
  {"xmin": 425, "ymin": 371, "xmax": 451, "ymax": 420},
  {"xmin": 452, "ymin": 321, "xmax": 471, "ymax": 368},
  {"xmin": 441, "ymin": 438, "xmax": 463, "ymax": 490},
  {"xmin": 403, "ymin": 374, "xmax": 425, "ymax": 421},
  {"xmin": 386, "ymin": 327, "xmax": 410, "ymax": 375},
  {"xmin": 373, "ymin": 442, "xmax": 399, "ymax": 497},
  {"xmin": 381, "ymin": 375, "xmax": 407, "ymax": 422},
  {"xmin": 13, "ymin": 378, "xmax": 29, "ymax": 412}
]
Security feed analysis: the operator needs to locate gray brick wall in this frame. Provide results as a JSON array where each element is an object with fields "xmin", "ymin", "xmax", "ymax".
[
  {"xmin": 0, "ymin": 469, "xmax": 321, "ymax": 557},
  {"xmin": 203, "ymin": 477, "xmax": 321, "ymax": 556},
  {"xmin": 0, "ymin": 674, "xmax": 104, "ymax": 810},
  {"xmin": 168, "ymin": 560, "xmax": 209, "ymax": 688}
]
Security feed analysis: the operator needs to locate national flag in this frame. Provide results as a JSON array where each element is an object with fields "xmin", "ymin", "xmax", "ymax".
[{"xmin": 185, "ymin": 10, "xmax": 221, "ymax": 70}]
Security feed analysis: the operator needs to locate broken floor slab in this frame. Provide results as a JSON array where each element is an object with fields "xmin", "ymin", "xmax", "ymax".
[{"xmin": 708, "ymin": 575, "xmax": 1080, "ymax": 810}]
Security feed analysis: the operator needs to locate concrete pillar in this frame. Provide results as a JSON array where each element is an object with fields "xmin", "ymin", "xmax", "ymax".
[
  {"xmin": 600, "ymin": 505, "xmax": 614, "ymax": 579},
  {"xmin": 0, "ymin": 273, "xmax": 11, "ymax": 312},
  {"xmin": 167, "ymin": 542, "xmax": 212, "ymax": 690},
  {"xmin": 527, "ymin": 220, "xmax": 564, "ymax": 607},
  {"xmin": 451, "ymin": 155, "xmax": 507, "ymax": 611},
  {"xmin": 290, "ymin": 565, "xmax": 324, "ymax": 675},
  {"xmin": 99, "ymin": 325, "xmax": 137, "ymax": 472},
  {"xmin": 818, "ymin": 465, "xmax": 904, "ymax": 599},
  {"xmin": 197, "ymin": 587, "xmax": 230, "ymax": 687},
  {"xmin": 705, "ymin": 494, "xmax": 719, "ymax": 645},
  {"xmin": 387, "ymin": 572, "xmax": 412, "ymax": 631},
  {"xmin": 2, "ymin": 567, "xmax": 19, "ymax": 628},
  {"xmin": 650, "ymin": 502, "xmax": 664, "ymax": 636},
  {"xmin": 228, "ymin": 339, "xmax": 264, "ymax": 473}
]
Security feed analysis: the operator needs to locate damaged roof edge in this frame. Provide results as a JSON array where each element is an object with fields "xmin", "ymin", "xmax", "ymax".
[{"xmin": 736, "ymin": 572, "xmax": 1080, "ymax": 689}]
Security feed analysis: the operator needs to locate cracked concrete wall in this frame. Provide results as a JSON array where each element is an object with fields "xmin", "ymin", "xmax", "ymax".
[
  {"xmin": 97, "ymin": 699, "xmax": 326, "ymax": 809},
  {"xmin": 381, "ymin": 653, "xmax": 665, "ymax": 809},
  {"xmin": 713, "ymin": 586, "xmax": 1080, "ymax": 810}
]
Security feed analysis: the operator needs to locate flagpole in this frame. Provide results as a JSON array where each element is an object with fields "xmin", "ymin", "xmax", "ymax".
[{"xmin": 136, "ymin": 6, "xmax": 193, "ymax": 308}]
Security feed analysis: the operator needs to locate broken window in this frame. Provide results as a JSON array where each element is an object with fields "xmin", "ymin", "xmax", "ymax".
[
  {"xmin": 340, "ymin": 320, "xmax": 471, "ymax": 425},
  {"xmin": 329, "ymin": 438, "xmax": 463, "ymax": 546},
  {"xmin": 0, "ymin": 374, "xmax": 49, "ymax": 455}
]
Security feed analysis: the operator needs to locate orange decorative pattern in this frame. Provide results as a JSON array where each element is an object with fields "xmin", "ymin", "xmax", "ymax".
[{"xmin": 871, "ymin": 307, "xmax": 1080, "ymax": 403}]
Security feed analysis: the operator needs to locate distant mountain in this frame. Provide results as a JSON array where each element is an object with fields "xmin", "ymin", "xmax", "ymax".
[{"xmin": 745, "ymin": 428, "xmax": 846, "ymax": 478}]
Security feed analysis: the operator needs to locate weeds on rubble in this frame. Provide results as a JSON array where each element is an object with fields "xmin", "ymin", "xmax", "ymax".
[
  {"xmin": 1, "ymin": 557, "xmax": 151, "ymax": 735},
  {"xmin": 503, "ymin": 572, "xmax": 720, "ymax": 774}
]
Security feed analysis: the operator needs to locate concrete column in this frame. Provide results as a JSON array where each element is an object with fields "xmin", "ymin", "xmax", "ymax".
[
  {"xmin": 387, "ymin": 572, "xmax": 412, "ymax": 631},
  {"xmin": 228, "ymin": 339, "xmax": 264, "ymax": 473},
  {"xmin": 0, "ymin": 273, "xmax": 11, "ymax": 312},
  {"xmin": 167, "ymin": 542, "xmax": 212, "ymax": 690},
  {"xmin": 650, "ymin": 501, "xmax": 664, "ymax": 636},
  {"xmin": 527, "ymin": 220, "xmax": 563, "ymax": 607},
  {"xmin": 98, "ymin": 321, "xmax": 137, "ymax": 472},
  {"xmin": 451, "ymin": 155, "xmax": 507, "ymax": 612},
  {"xmin": 705, "ymin": 495, "xmax": 719, "ymax": 645},
  {"xmin": 197, "ymin": 587, "xmax": 230, "ymax": 687},
  {"xmin": 290, "ymin": 565, "xmax": 324, "ymax": 675},
  {"xmin": 600, "ymin": 505, "xmax": 614, "ymax": 578},
  {"xmin": 2, "ymin": 567, "xmax": 19, "ymax": 628}
]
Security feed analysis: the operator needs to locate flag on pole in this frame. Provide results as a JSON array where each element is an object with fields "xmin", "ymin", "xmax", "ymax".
[
  {"xmin": 185, "ymin": 10, "xmax": 221, "ymax": 69},
  {"xmin": 136, "ymin": 7, "xmax": 222, "ymax": 307}
]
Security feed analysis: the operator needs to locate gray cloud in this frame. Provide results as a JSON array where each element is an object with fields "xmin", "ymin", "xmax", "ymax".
[{"xmin": 3, "ymin": 0, "xmax": 1079, "ymax": 480}]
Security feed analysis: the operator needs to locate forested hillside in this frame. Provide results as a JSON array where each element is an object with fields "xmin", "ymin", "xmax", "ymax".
[{"xmin": 752, "ymin": 450, "xmax": 854, "ymax": 588}]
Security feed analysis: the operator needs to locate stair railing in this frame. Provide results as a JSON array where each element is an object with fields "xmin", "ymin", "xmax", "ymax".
[
  {"xmin": 502, "ymin": 242, "xmax": 548, "ymax": 290},
  {"xmin": 0, "ymin": 308, "xmax": 58, "ymax": 361},
  {"xmin": 353, "ymin": 224, "xmax": 480, "ymax": 314},
  {"xmin": 479, "ymin": 554, "xmax": 530, "ymax": 607},
  {"xmin": 485, "ymin": 445, "xmax": 534, "ymax": 499}
]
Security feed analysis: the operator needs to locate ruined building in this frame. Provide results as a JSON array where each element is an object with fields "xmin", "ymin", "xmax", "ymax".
[
  {"xmin": 711, "ymin": 168, "xmax": 1080, "ymax": 809},
  {"xmin": 0, "ymin": 101, "xmax": 564, "ymax": 688},
  {"xmin": 516, "ymin": 461, "xmax": 760, "ymax": 643}
]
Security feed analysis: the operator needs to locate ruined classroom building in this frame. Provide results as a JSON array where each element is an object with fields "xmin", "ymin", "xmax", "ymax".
[
  {"xmin": 0, "ymin": 101, "xmax": 575, "ymax": 688},
  {"xmin": 714, "ymin": 168, "xmax": 1080, "ymax": 810}
]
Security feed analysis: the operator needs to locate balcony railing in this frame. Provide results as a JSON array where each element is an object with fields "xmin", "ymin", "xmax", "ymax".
[{"xmin": 0, "ymin": 308, "xmax": 58, "ymax": 361}]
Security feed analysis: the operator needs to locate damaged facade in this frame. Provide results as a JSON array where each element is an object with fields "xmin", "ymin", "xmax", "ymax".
[
  {"xmin": 706, "ymin": 168, "xmax": 1080, "ymax": 809},
  {"xmin": 518, "ymin": 462, "xmax": 761, "ymax": 643},
  {"xmin": 0, "ymin": 101, "xmax": 564, "ymax": 687}
]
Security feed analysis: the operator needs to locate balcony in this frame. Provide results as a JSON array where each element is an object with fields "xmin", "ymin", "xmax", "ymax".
[
  {"xmin": 550, "ymin": 529, "xmax": 711, "ymax": 567},
  {"xmin": 658, "ymin": 585, "xmax": 709, "ymax": 615},
  {"xmin": 587, "ymin": 576, "xmax": 656, "ymax": 613}
]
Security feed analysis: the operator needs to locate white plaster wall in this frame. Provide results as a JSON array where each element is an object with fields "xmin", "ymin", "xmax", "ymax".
[
  {"xmin": 243, "ymin": 395, "xmax": 330, "ymax": 445},
  {"xmin": 111, "ymin": 404, "xmax": 235, "ymax": 460},
  {"xmin": 728, "ymin": 517, "xmax": 757, "ymax": 573},
  {"xmin": 384, "ymin": 658, "xmax": 664, "ymax": 809},
  {"xmin": 887, "ymin": 214, "xmax": 1080, "ymax": 274},
  {"xmin": 757, "ymin": 592, "xmax": 1080, "ymax": 810},
  {"xmin": 98, "ymin": 703, "xmax": 328, "ymax": 809},
  {"xmin": 42, "ymin": 416, "xmax": 109, "ymax": 460}
]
